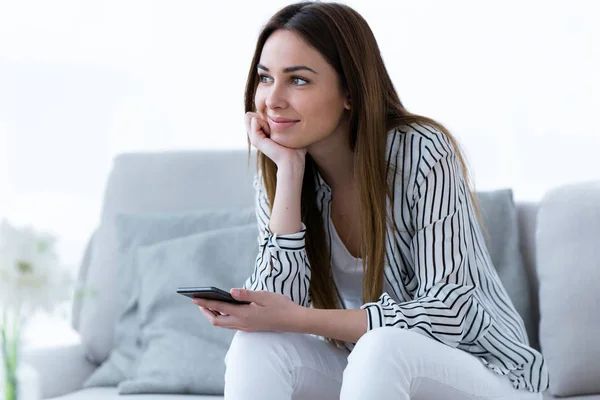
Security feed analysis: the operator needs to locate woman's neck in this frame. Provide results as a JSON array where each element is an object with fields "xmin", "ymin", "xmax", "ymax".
[{"xmin": 307, "ymin": 122, "xmax": 355, "ymax": 191}]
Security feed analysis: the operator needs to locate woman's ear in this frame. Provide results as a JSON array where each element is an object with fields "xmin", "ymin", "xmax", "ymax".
[{"xmin": 344, "ymin": 95, "xmax": 352, "ymax": 111}]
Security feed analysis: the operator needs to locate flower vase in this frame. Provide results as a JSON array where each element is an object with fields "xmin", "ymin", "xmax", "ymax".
[
  {"xmin": 1, "ymin": 308, "xmax": 22, "ymax": 400},
  {"xmin": 1, "ymin": 218, "xmax": 70, "ymax": 400}
]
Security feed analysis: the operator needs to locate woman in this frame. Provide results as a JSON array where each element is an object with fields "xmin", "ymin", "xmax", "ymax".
[{"xmin": 192, "ymin": 2, "xmax": 549, "ymax": 399}]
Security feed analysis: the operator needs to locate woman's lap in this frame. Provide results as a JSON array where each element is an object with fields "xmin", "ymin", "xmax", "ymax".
[
  {"xmin": 224, "ymin": 328, "xmax": 541, "ymax": 400},
  {"xmin": 224, "ymin": 331, "xmax": 349, "ymax": 400},
  {"xmin": 342, "ymin": 327, "xmax": 541, "ymax": 400}
]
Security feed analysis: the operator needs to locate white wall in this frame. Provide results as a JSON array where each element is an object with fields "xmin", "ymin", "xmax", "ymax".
[{"xmin": 0, "ymin": 0, "xmax": 598, "ymax": 343}]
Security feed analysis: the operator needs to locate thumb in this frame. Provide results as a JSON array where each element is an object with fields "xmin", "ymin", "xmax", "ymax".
[{"xmin": 230, "ymin": 288, "xmax": 262, "ymax": 303}]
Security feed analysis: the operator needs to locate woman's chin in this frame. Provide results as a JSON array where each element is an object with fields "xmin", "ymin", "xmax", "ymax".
[{"xmin": 270, "ymin": 134, "xmax": 302, "ymax": 149}]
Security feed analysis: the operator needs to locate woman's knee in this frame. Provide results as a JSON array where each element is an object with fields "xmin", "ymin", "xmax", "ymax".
[
  {"xmin": 348, "ymin": 327, "xmax": 424, "ymax": 367},
  {"xmin": 226, "ymin": 331, "xmax": 278, "ymax": 363},
  {"xmin": 225, "ymin": 330, "xmax": 301, "ymax": 368}
]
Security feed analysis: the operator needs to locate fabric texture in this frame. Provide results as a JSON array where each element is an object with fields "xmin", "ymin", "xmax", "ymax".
[
  {"xmin": 117, "ymin": 223, "xmax": 257, "ymax": 394},
  {"xmin": 536, "ymin": 181, "xmax": 600, "ymax": 397},
  {"xmin": 243, "ymin": 122, "xmax": 548, "ymax": 392},
  {"xmin": 224, "ymin": 329, "xmax": 541, "ymax": 400},
  {"xmin": 83, "ymin": 208, "xmax": 255, "ymax": 388}
]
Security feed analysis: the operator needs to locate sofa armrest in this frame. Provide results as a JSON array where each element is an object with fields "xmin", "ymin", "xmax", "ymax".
[{"xmin": 22, "ymin": 342, "xmax": 98, "ymax": 399}]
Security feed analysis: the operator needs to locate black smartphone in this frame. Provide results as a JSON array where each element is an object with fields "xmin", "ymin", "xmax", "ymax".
[{"xmin": 176, "ymin": 286, "xmax": 251, "ymax": 305}]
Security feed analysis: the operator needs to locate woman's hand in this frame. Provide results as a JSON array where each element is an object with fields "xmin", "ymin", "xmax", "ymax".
[
  {"xmin": 193, "ymin": 288, "xmax": 306, "ymax": 333},
  {"xmin": 245, "ymin": 112, "xmax": 307, "ymax": 168}
]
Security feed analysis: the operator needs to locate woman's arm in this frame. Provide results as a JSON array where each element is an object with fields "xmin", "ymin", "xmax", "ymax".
[
  {"xmin": 358, "ymin": 126, "xmax": 479, "ymax": 347},
  {"xmin": 269, "ymin": 160, "xmax": 305, "ymax": 234},
  {"xmin": 296, "ymin": 308, "xmax": 368, "ymax": 344},
  {"xmin": 242, "ymin": 159, "xmax": 312, "ymax": 307}
]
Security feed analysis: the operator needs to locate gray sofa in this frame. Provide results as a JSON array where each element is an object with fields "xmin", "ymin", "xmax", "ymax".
[{"xmin": 23, "ymin": 150, "xmax": 600, "ymax": 399}]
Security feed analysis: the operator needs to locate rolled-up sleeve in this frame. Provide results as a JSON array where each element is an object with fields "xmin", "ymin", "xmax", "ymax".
[
  {"xmin": 360, "ymin": 132, "xmax": 477, "ymax": 348},
  {"xmin": 242, "ymin": 173, "xmax": 312, "ymax": 308}
]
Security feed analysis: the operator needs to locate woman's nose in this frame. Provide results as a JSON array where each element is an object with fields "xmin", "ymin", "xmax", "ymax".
[{"xmin": 265, "ymin": 84, "xmax": 288, "ymax": 109}]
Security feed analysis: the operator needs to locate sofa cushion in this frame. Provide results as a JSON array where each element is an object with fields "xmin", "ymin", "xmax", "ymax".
[
  {"xmin": 515, "ymin": 202, "xmax": 542, "ymax": 351},
  {"xmin": 537, "ymin": 181, "xmax": 600, "ymax": 396},
  {"xmin": 118, "ymin": 223, "xmax": 257, "ymax": 394},
  {"xmin": 543, "ymin": 392, "xmax": 600, "ymax": 400},
  {"xmin": 51, "ymin": 387, "xmax": 224, "ymax": 399},
  {"xmin": 477, "ymin": 188, "xmax": 537, "ymax": 349},
  {"xmin": 83, "ymin": 208, "xmax": 255, "ymax": 388},
  {"xmin": 77, "ymin": 150, "xmax": 256, "ymax": 364}
]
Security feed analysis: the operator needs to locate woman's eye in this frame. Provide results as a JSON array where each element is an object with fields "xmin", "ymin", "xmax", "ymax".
[
  {"xmin": 291, "ymin": 76, "xmax": 309, "ymax": 86},
  {"xmin": 258, "ymin": 74, "xmax": 308, "ymax": 86},
  {"xmin": 258, "ymin": 74, "xmax": 272, "ymax": 83}
]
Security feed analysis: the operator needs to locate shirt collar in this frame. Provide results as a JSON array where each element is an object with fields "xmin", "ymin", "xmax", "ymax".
[{"xmin": 312, "ymin": 164, "xmax": 331, "ymax": 193}]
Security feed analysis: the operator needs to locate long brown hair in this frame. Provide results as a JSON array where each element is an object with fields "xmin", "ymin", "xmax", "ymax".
[{"xmin": 244, "ymin": 1, "xmax": 486, "ymax": 350}]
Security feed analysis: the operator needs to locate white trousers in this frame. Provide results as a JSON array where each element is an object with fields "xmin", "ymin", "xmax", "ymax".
[{"xmin": 224, "ymin": 327, "xmax": 543, "ymax": 400}]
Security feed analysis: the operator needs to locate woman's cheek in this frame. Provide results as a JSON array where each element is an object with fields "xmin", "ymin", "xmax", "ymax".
[{"xmin": 254, "ymin": 95, "xmax": 266, "ymax": 114}]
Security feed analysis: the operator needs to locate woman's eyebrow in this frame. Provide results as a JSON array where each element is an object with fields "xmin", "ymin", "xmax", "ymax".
[{"xmin": 257, "ymin": 64, "xmax": 318, "ymax": 74}]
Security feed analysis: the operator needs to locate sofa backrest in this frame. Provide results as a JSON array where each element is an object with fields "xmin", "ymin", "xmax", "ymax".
[
  {"xmin": 72, "ymin": 149, "xmax": 543, "ymax": 363},
  {"xmin": 73, "ymin": 149, "xmax": 259, "ymax": 363}
]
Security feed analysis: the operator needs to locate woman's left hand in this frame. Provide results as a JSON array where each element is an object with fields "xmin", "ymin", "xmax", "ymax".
[{"xmin": 193, "ymin": 288, "xmax": 306, "ymax": 333}]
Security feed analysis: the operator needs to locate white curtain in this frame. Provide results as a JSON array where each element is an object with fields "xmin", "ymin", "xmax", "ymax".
[{"xmin": 0, "ymin": 0, "xmax": 598, "ymax": 341}]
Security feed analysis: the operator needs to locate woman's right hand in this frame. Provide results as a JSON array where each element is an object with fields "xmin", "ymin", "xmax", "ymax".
[{"xmin": 245, "ymin": 112, "xmax": 307, "ymax": 168}]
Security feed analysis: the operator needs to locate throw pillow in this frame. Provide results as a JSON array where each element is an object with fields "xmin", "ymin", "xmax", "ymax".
[
  {"xmin": 117, "ymin": 223, "xmax": 257, "ymax": 394},
  {"xmin": 537, "ymin": 181, "xmax": 600, "ymax": 396},
  {"xmin": 83, "ymin": 208, "xmax": 255, "ymax": 388},
  {"xmin": 476, "ymin": 188, "xmax": 537, "ymax": 349}
]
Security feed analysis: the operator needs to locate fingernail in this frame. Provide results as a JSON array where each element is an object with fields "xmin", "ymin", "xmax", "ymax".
[{"xmin": 231, "ymin": 289, "xmax": 241, "ymax": 296}]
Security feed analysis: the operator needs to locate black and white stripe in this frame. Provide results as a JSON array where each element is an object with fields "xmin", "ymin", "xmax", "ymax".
[{"xmin": 242, "ymin": 122, "xmax": 549, "ymax": 393}]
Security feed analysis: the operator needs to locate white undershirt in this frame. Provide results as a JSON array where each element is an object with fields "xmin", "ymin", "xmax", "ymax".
[{"xmin": 329, "ymin": 219, "xmax": 364, "ymax": 310}]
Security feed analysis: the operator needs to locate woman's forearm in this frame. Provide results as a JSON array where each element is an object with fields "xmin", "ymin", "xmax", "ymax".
[
  {"xmin": 294, "ymin": 307, "xmax": 368, "ymax": 344},
  {"xmin": 268, "ymin": 161, "xmax": 305, "ymax": 235}
]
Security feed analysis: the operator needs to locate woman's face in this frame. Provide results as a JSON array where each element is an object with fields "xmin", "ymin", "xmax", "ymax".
[{"xmin": 254, "ymin": 29, "xmax": 351, "ymax": 150}]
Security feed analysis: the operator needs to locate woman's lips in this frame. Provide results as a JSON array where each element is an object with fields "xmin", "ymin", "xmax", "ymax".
[{"xmin": 268, "ymin": 116, "xmax": 299, "ymax": 130}]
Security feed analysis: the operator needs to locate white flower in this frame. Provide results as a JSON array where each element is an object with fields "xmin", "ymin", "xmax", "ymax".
[{"xmin": 0, "ymin": 218, "xmax": 73, "ymax": 318}]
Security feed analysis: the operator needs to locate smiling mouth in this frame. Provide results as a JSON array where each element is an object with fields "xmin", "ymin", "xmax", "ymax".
[
  {"xmin": 269, "ymin": 116, "xmax": 299, "ymax": 122},
  {"xmin": 269, "ymin": 117, "xmax": 299, "ymax": 130}
]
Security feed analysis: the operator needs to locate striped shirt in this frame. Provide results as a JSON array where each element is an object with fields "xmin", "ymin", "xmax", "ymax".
[{"xmin": 243, "ymin": 122, "xmax": 549, "ymax": 392}]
